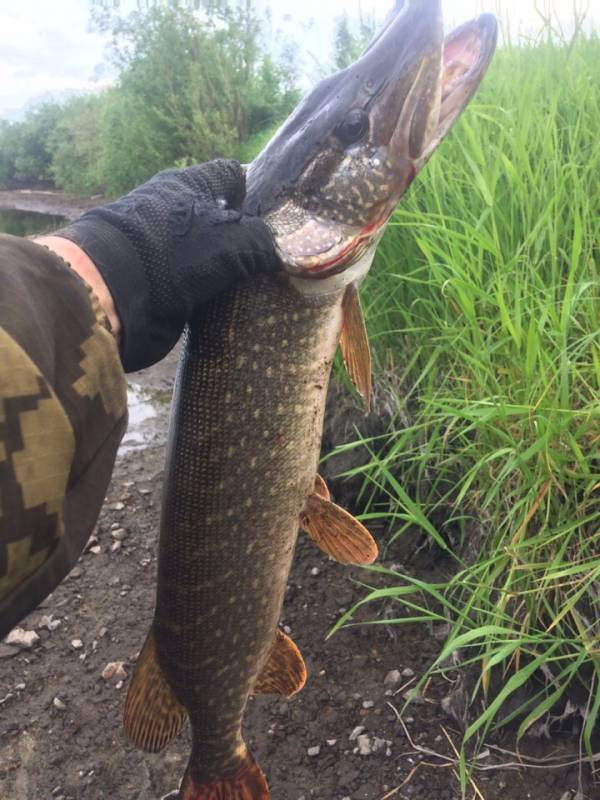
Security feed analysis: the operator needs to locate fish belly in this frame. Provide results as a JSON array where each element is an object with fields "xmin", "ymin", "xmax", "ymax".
[{"xmin": 154, "ymin": 273, "xmax": 343, "ymax": 779}]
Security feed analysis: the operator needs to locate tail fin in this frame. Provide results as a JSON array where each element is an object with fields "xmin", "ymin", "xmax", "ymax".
[{"xmin": 179, "ymin": 748, "xmax": 269, "ymax": 800}]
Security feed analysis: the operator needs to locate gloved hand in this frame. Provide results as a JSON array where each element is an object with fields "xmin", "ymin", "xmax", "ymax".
[{"xmin": 56, "ymin": 160, "xmax": 280, "ymax": 372}]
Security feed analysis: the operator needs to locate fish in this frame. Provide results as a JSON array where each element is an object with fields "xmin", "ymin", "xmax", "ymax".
[{"xmin": 122, "ymin": 2, "xmax": 497, "ymax": 798}]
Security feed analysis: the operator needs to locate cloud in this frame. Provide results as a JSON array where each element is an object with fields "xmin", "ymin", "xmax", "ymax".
[{"xmin": 0, "ymin": 0, "xmax": 110, "ymax": 118}]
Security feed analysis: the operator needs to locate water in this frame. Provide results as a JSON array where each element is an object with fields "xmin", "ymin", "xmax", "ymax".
[
  {"xmin": 0, "ymin": 208, "xmax": 68, "ymax": 237},
  {"xmin": 119, "ymin": 382, "xmax": 171, "ymax": 456}
]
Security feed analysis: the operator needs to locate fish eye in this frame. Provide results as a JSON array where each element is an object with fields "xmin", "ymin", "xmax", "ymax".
[{"xmin": 336, "ymin": 109, "xmax": 369, "ymax": 145}]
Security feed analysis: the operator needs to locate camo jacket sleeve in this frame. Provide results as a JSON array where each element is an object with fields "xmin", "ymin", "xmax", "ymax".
[{"xmin": 0, "ymin": 234, "xmax": 128, "ymax": 639}]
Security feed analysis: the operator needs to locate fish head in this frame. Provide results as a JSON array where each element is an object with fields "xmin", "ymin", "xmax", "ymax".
[{"xmin": 245, "ymin": 0, "xmax": 497, "ymax": 283}]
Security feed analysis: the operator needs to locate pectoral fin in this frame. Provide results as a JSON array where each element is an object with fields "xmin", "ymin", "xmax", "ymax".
[
  {"xmin": 301, "ymin": 493, "xmax": 378, "ymax": 566},
  {"xmin": 123, "ymin": 627, "xmax": 187, "ymax": 753},
  {"xmin": 253, "ymin": 629, "xmax": 307, "ymax": 697},
  {"xmin": 339, "ymin": 283, "xmax": 372, "ymax": 411}
]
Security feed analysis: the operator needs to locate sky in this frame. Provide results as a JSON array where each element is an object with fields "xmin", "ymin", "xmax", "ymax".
[{"xmin": 0, "ymin": 0, "xmax": 598, "ymax": 119}]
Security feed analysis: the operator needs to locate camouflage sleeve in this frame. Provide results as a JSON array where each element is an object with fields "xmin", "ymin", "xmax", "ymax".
[{"xmin": 0, "ymin": 234, "xmax": 128, "ymax": 639}]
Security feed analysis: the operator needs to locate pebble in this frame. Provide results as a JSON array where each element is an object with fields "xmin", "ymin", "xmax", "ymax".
[
  {"xmin": 356, "ymin": 734, "xmax": 372, "ymax": 755},
  {"xmin": 53, "ymin": 697, "xmax": 66, "ymax": 710},
  {"xmin": 5, "ymin": 627, "xmax": 39, "ymax": 649},
  {"xmin": 39, "ymin": 615, "xmax": 61, "ymax": 632},
  {"xmin": 109, "ymin": 502, "xmax": 125, "ymax": 511},
  {"xmin": 326, "ymin": 739, "xmax": 337, "ymax": 746},
  {"xmin": 349, "ymin": 725, "xmax": 365, "ymax": 741},
  {"xmin": 111, "ymin": 541, "xmax": 122, "ymax": 553},
  {"xmin": 310, "ymin": 567, "xmax": 319, "ymax": 576},
  {"xmin": 102, "ymin": 661, "xmax": 127, "ymax": 681},
  {"xmin": 362, "ymin": 700, "xmax": 374, "ymax": 709},
  {"xmin": 89, "ymin": 545, "xmax": 102, "ymax": 555},
  {"xmin": 307, "ymin": 746, "xmax": 320, "ymax": 757},
  {"xmin": 283, "ymin": 625, "xmax": 292, "ymax": 635},
  {"xmin": 71, "ymin": 639, "xmax": 83, "ymax": 650},
  {"xmin": 384, "ymin": 669, "xmax": 401, "ymax": 687},
  {"xmin": 111, "ymin": 528, "xmax": 127, "ymax": 541},
  {"xmin": 69, "ymin": 566, "xmax": 83, "ymax": 579},
  {"xmin": 401, "ymin": 667, "xmax": 415, "ymax": 678}
]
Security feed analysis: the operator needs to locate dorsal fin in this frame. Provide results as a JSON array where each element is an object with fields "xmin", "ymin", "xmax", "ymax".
[
  {"xmin": 339, "ymin": 283, "xmax": 372, "ymax": 411},
  {"xmin": 123, "ymin": 627, "xmax": 187, "ymax": 753}
]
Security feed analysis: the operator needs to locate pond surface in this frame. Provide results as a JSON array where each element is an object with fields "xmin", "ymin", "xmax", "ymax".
[{"xmin": 0, "ymin": 208, "xmax": 67, "ymax": 237}]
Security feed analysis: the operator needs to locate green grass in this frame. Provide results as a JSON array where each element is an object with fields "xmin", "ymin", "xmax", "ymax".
[{"xmin": 332, "ymin": 22, "xmax": 600, "ymax": 788}]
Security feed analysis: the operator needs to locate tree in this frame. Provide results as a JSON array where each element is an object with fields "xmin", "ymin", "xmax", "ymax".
[
  {"xmin": 48, "ymin": 95, "xmax": 105, "ymax": 196},
  {"xmin": 333, "ymin": 9, "xmax": 377, "ymax": 70}
]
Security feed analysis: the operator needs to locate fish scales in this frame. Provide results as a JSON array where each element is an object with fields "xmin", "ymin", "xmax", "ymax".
[{"xmin": 155, "ymin": 274, "xmax": 344, "ymax": 781}]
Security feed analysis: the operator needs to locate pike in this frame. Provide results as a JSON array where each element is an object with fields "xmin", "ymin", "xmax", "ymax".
[{"xmin": 123, "ymin": 2, "xmax": 497, "ymax": 798}]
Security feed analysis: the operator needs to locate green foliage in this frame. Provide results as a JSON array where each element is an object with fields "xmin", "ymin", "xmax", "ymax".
[
  {"xmin": 331, "ymin": 28, "xmax": 600, "ymax": 780},
  {"xmin": 333, "ymin": 10, "xmax": 377, "ymax": 70},
  {"xmin": 0, "ymin": 104, "xmax": 62, "ymax": 187},
  {"xmin": 1, "ymin": 1, "xmax": 298, "ymax": 196},
  {"xmin": 48, "ymin": 95, "xmax": 105, "ymax": 196}
]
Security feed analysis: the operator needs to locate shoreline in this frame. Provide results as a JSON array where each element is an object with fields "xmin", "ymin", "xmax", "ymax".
[{"xmin": 0, "ymin": 188, "xmax": 100, "ymax": 221}]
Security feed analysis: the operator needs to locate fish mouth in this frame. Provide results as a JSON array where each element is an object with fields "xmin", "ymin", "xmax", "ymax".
[{"xmin": 280, "ymin": 5, "xmax": 498, "ymax": 279}]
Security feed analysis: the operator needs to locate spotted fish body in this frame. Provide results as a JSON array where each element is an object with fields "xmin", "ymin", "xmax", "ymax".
[
  {"xmin": 122, "ymin": 2, "xmax": 497, "ymax": 798},
  {"xmin": 157, "ymin": 275, "xmax": 344, "ymax": 783}
]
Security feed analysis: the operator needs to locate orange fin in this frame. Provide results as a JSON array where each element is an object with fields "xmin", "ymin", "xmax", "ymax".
[
  {"xmin": 179, "ymin": 748, "xmax": 269, "ymax": 799},
  {"xmin": 300, "ymin": 493, "xmax": 378, "ymax": 566},
  {"xmin": 339, "ymin": 282, "xmax": 372, "ymax": 411},
  {"xmin": 253, "ymin": 629, "xmax": 307, "ymax": 697},
  {"xmin": 123, "ymin": 627, "xmax": 187, "ymax": 753},
  {"xmin": 314, "ymin": 473, "xmax": 331, "ymax": 501}
]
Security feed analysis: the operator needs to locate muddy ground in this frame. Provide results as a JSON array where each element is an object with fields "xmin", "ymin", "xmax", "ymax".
[{"xmin": 0, "ymin": 348, "xmax": 596, "ymax": 800}]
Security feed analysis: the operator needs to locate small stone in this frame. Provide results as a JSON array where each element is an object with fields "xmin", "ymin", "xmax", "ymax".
[
  {"xmin": 307, "ymin": 746, "xmax": 320, "ymax": 757},
  {"xmin": 109, "ymin": 576, "xmax": 120, "ymax": 587},
  {"xmin": 109, "ymin": 502, "xmax": 125, "ymax": 511},
  {"xmin": 401, "ymin": 667, "xmax": 415, "ymax": 678},
  {"xmin": 356, "ymin": 734, "xmax": 372, "ymax": 755},
  {"xmin": 39, "ymin": 615, "xmax": 61, "ymax": 632},
  {"xmin": 310, "ymin": 567, "xmax": 319, "ymax": 576},
  {"xmin": 349, "ymin": 725, "xmax": 365, "ymax": 741},
  {"xmin": 111, "ymin": 541, "xmax": 122, "ymax": 553},
  {"xmin": 5, "ymin": 627, "xmax": 39, "ymax": 649},
  {"xmin": 15, "ymin": 682, "xmax": 25, "ymax": 691},
  {"xmin": 53, "ymin": 697, "xmax": 66, "ymax": 710},
  {"xmin": 384, "ymin": 669, "xmax": 402, "ymax": 687},
  {"xmin": 89, "ymin": 545, "xmax": 102, "ymax": 555},
  {"xmin": 326, "ymin": 739, "xmax": 337, "ymax": 746},
  {"xmin": 362, "ymin": 700, "xmax": 375, "ymax": 709},
  {"xmin": 71, "ymin": 639, "xmax": 83, "ymax": 650},
  {"xmin": 69, "ymin": 566, "xmax": 83, "ymax": 579},
  {"xmin": 115, "ymin": 680, "xmax": 124, "ymax": 690},
  {"xmin": 139, "ymin": 488, "xmax": 151, "ymax": 495},
  {"xmin": 99, "ymin": 627, "xmax": 108, "ymax": 638},
  {"xmin": 102, "ymin": 661, "xmax": 127, "ymax": 681},
  {"xmin": 283, "ymin": 625, "xmax": 291, "ymax": 635},
  {"xmin": 111, "ymin": 528, "xmax": 127, "ymax": 541}
]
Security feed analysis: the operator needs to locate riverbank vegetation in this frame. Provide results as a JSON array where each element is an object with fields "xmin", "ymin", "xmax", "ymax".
[
  {"xmin": 0, "ymin": 2, "xmax": 374, "ymax": 197},
  {"xmin": 333, "ymin": 20, "xmax": 600, "ymax": 783}
]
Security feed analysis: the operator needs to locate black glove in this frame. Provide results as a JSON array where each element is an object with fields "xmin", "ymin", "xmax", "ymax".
[{"xmin": 56, "ymin": 160, "xmax": 280, "ymax": 372}]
